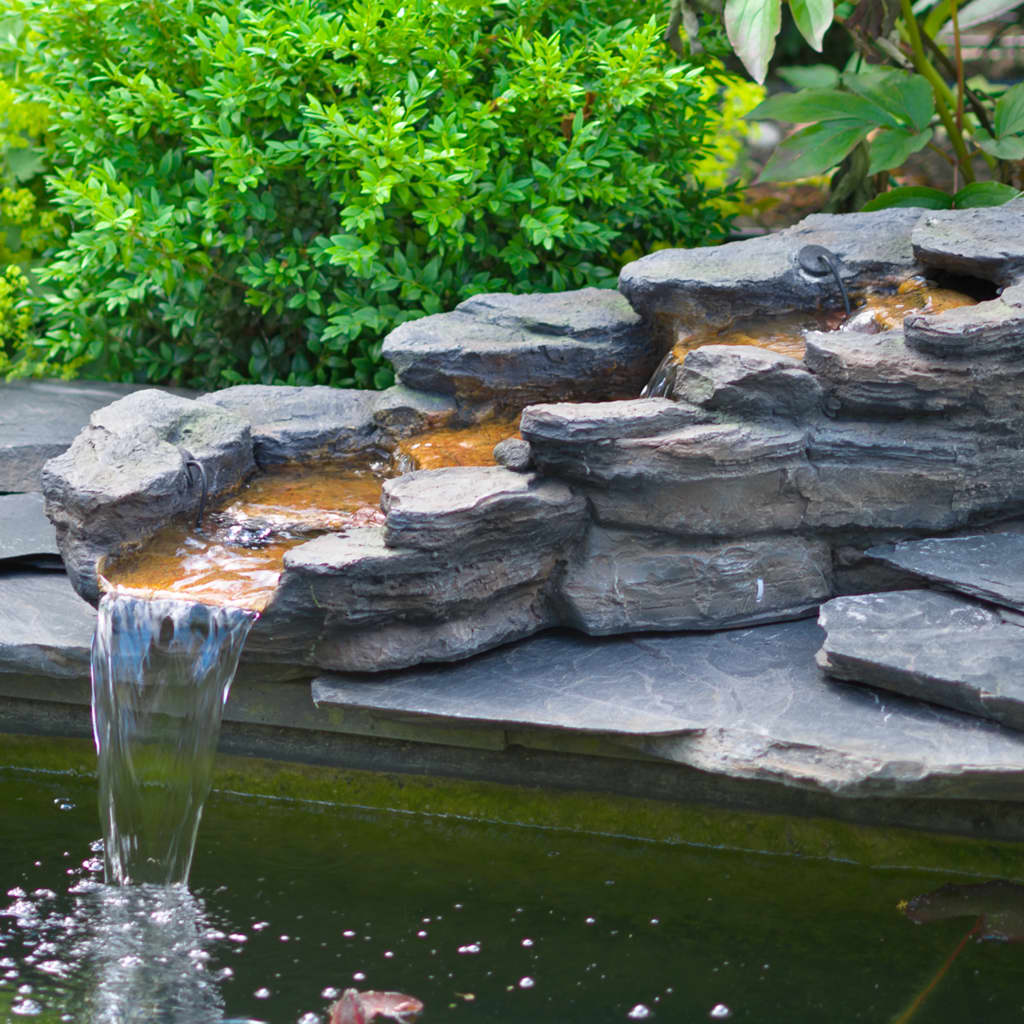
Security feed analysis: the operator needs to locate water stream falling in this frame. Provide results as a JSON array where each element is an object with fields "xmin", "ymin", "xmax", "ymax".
[{"xmin": 90, "ymin": 592, "xmax": 256, "ymax": 886}]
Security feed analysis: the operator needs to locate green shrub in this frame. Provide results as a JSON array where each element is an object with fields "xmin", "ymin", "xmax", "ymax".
[{"xmin": 10, "ymin": 0, "xmax": 746, "ymax": 389}]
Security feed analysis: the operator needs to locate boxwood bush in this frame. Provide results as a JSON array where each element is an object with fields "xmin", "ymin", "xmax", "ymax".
[{"xmin": 8, "ymin": 0, "xmax": 749, "ymax": 389}]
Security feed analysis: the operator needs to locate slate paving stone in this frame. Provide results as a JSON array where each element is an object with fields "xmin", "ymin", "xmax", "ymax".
[
  {"xmin": 868, "ymin": 532, "xmax": 1024, "ymax": 612},
  {"xmin": 0, "ymin": 571, "xmax": 97, "ymax": 678},
  {"xmin": 0, "ymin": 492, "xmax": 61, "ymax": 568},
  {"xmin": 313, "ymin": 618, "xmax": 1024, "ymax": 799},
  {"xmin": 0, "ymin": 379, "xmax": 193, "ymax": 492},
  {"xmin": 818, "ymin": 589, "xmax": 1024, "ymax": 732}
]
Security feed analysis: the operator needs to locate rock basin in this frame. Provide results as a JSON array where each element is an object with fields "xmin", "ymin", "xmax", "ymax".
[{"xmin": 41, "ymin": 203, "xmax": 1024, "ymax": 675}]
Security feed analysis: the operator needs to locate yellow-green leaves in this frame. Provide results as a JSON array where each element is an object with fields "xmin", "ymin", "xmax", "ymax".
[{"xmin": 976, "ymin": 82, "xmax": 1024, "ymax": 160}]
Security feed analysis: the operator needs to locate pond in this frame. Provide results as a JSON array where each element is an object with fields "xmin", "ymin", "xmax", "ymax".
[{"xmin": 2, "ymin": 766, "xmax": 1024, "ymax": 1023}]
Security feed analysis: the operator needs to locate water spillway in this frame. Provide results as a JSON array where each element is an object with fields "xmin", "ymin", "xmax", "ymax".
[{"xmin": 90, "ymin": 593, "xmax": 256, "ymax": 885}]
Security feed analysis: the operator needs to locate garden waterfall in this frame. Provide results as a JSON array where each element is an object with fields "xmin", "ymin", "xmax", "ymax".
[{"xmin": 90, "ymin": 593, "xmax": 256, "ymax": 885}]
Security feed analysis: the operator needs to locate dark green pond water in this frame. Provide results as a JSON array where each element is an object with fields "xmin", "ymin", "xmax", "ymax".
[{"xmin": 2, "ymin": 767, "xmax": 1024, "ymax": 1023}]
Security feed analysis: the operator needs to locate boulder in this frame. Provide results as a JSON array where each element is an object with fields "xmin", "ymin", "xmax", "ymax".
[
  {"xmin": 381, "ymin": 466, "xmax": 586, "ymax": 551},
  {"xmin": 558, "ymin": 527, "xmax": 832, "ymax": 633},
  {"xmin": 41, "ymin": 390, "xmax": 255, "ymax": 603},
  {"xmin": 671, "ymin": 344, "xmax": 824, "ymax": 419},
  {"xmin": 198, "ymin": 383, "xmax": 458, "ymax": 465},
  {"xmin": 0, "ymin": 380, "xmax": 191, "ymax": 493},
  {"xmin": 382, "ymin": 287, "xmax": 655, "ymax": 409},
  {"xmin": 910, "ymin": 200, "xmax": 1024, "ymax": 286},
  {"xmin": 618, "ymin": 208, "xmax": 925, "ymax": 326}
]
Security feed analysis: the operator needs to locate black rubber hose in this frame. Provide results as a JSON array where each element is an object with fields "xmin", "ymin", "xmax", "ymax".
[{"xmin": 183, "ymin": 459, "xmax": 208, "ymax": 530}]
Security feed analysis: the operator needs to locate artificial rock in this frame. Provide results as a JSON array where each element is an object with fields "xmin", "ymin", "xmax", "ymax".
[{"xmin": 39, "ymin": 205, "xmax": 1024, "ymax": 673}]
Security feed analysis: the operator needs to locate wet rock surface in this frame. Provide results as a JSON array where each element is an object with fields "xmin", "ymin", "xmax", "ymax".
[
  {"xmin": 382, "ymin": 287, "xmax": 654, "ymax": 409},
  {"xmin": 41, "ymin": 390, "xmax": 256, "ymax": 603},
  {"xmin": 817, "ymin": 589, "xmax": 1024, "ymax": 732}
]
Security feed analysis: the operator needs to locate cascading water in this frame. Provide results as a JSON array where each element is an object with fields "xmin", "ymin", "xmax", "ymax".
[{"xmin": 90, "ymin": 592, "xmax": 256, "ymax": 886}]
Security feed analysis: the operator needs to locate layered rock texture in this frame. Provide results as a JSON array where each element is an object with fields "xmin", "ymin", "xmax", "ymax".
[{"xmin": 41, "ymin": 203, "xmax": 1024, "ymax": 673}]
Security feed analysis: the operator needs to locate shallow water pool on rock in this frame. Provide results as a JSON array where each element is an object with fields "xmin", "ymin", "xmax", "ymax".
[{"xmin": 2, "ymin": 768, "xmax": 1024, "ymax": 1023}]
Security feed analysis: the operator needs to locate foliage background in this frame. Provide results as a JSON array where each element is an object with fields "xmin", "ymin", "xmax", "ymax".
[{"xmin": 1, "ymin": 0, "xmax": 759, "ymax": 390}]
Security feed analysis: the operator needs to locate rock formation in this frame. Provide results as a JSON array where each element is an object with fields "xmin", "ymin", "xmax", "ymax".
[{"xmin": 41, "ymin": 202, "xmax": 1024, "ymax": 673}]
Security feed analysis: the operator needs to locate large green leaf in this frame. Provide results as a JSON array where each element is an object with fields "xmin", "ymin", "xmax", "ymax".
[
  {"xmin": 724, "ymin": 0, "xmax": 782, "ymax": 84},
  {"xmin": 994, "ymin": 82, "xmax": 1024, "ymax": 139},
  {"xmin": 861, "ymin": 186, "xmax": 952, "ymax": 210},
  {"xmin": 749, "ymin": 87, "xmax": 894, "ymax": 126},
  {"xmin": 758, "ymin": 119, "xmax": 867, "ymax": 181},
  {"xmin": 843, "ymin": 69, "xmax": 934, "ymax": 131},
  {"xmin": 952, "ymin": 181, "xmax": 1023, "ymax": 207},
  {"xmin": 789, "ymin": 0, "xmax": 834, "ymax": 50},
  {"xmin": 776, "ymin": 63, "xmax": 839, "ymax": 89},
  {"xmin": 976, "ymin": 133, "xmax": 1024, "ymax": 160},
  {"xmin": 868, "ymin": 126, "xmax": 932, "ymax": 173}
]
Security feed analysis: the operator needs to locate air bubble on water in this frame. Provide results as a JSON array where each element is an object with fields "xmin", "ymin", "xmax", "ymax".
[
  {"xmin": 352, "ymin": 972, "xmax": 366, "ymax": 982},
  {"xmin": 457, "ymin": 942, "xmax": 481, "ymax": 955},
  {"xmin": 229, "ymin": 933, "xmax": 248, "ymax": 943},
  {"xmin": 585, "ymin": 917, "xmax": 596, "ymax": 925},
  {"xmin": 518, "ymin": 977, "xmax": 534, "ymax": 988},
  {"xmin": 321, "ymin": 987, "xmax": 340, "ymax": 999},
  {"xmin": 383, "ymin": 951, "xmax": 394, "ymax": 959},
  {"xmin": 297, "ymin": 1013, "xmax": 320, "ymax": 1024},
  {"xmin": 254, "ymin": 987, "xmax": 271, "ymax": 999},
  {"xmin": 710, "ymin": 1004, "xmax": 732, "ymax": 1019},
  {"xmin": 11, "ymin": 997, "xmax": 41, "ymax": 1015},
  {"xmin": 521, "ymin": 938, "xmax": 534, "ymax": 947},
  {"xmin": 342, "ymin": 930, "xmax": 355, "ymax": 938},
  {"xmin": 627, "ymin": 1005, "xmax": 652, "ymax": 1019}
]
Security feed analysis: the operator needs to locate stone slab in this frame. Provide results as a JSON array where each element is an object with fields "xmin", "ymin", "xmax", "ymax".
[
  {"xmin": 817, "ymin": 589, "xmax": 1024, "ymax": 732},
  {"xmin": 867, "ymin": 532, "xmax": 1024, "ymax": 612},
  {"xmin": 0, "ymin": 571, "xmax": 96, "ymax": 677},
  {"xmin": 313, "ymin": 618, "xmax": 1024, "ymax": 799},
  {"xmin": 0, "ymin": 492, "xmax": 60, "ymax": 567},
  {"xmin": 0, "ymin": 380, "xmax": 193, "ymax": 493}
]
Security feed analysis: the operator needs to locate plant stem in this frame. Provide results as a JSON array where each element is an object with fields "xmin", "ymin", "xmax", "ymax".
[{"xmin": 898, "ymin": 0, "xmax": 975, "ymax": 183}]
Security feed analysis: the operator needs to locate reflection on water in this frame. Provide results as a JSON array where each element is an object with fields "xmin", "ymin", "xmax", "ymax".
[
  {"xmin": 393, "ymin": 420, "xmax": 520, "ymax": 472},
  {"xmin": 91, "ymin": 595, "xmax": 256, "ymax": 886}
]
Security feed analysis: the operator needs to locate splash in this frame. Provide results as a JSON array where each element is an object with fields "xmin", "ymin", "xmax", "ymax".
[{"xmin": 90, "ymin": 593, "xmax": 256, "ymax": 886}]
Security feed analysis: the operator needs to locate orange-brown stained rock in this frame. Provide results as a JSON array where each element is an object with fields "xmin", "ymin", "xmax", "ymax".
[
  {"xmin": 105, "ymin": 465, "xmax": 387, "ymax": 612},
  {"xmin": 669, "ymin": 278, "xmax": 977, "ymax": 364},
  {"xmin": 394, "ymin": 418, "xmax": 520, "ymax": 470}
]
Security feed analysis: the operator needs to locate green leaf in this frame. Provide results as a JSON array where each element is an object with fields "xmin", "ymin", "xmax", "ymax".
[
  {"xmin": 952, "ymin": 181, "xmax": 1023, "ymax": 208},
  {"xmin": 868, "ymin": 126, "xmax": 932, "ymax": 173},
  {"xmin": 976, "ymin": 133, "xmax": 1024, "ymax": 160},
  {"xmin": 843, "ymin": 70, "xmax": 934, "ymax": 132},
  {"xmin": 788, "ymin": 0, "xmax": 834, "ymax": 51},
  {"xmin": 951, "ymin": 0, "xmax": 1024, "ymax": 31},
  {"xmin": 861, "ymin": 186, "xmax": 953, "ymax": 211},
  {"xmin": 749, "ymin": 88, "xmax": 894, "ymax": 126},
  {"xmin": 776, "ymin": 64, "xmax": 840, "ymax": 90},
  {"xmin": 994, "ymin": 82, "xmax": 1024, "ymax": 139},
  {"xmin": 724, "ymin": 0, "xmax": 782, "ymax": 84},
  {"xmin": 758, "ymin": 119, "xmax": 868, "ymax": 181}
]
